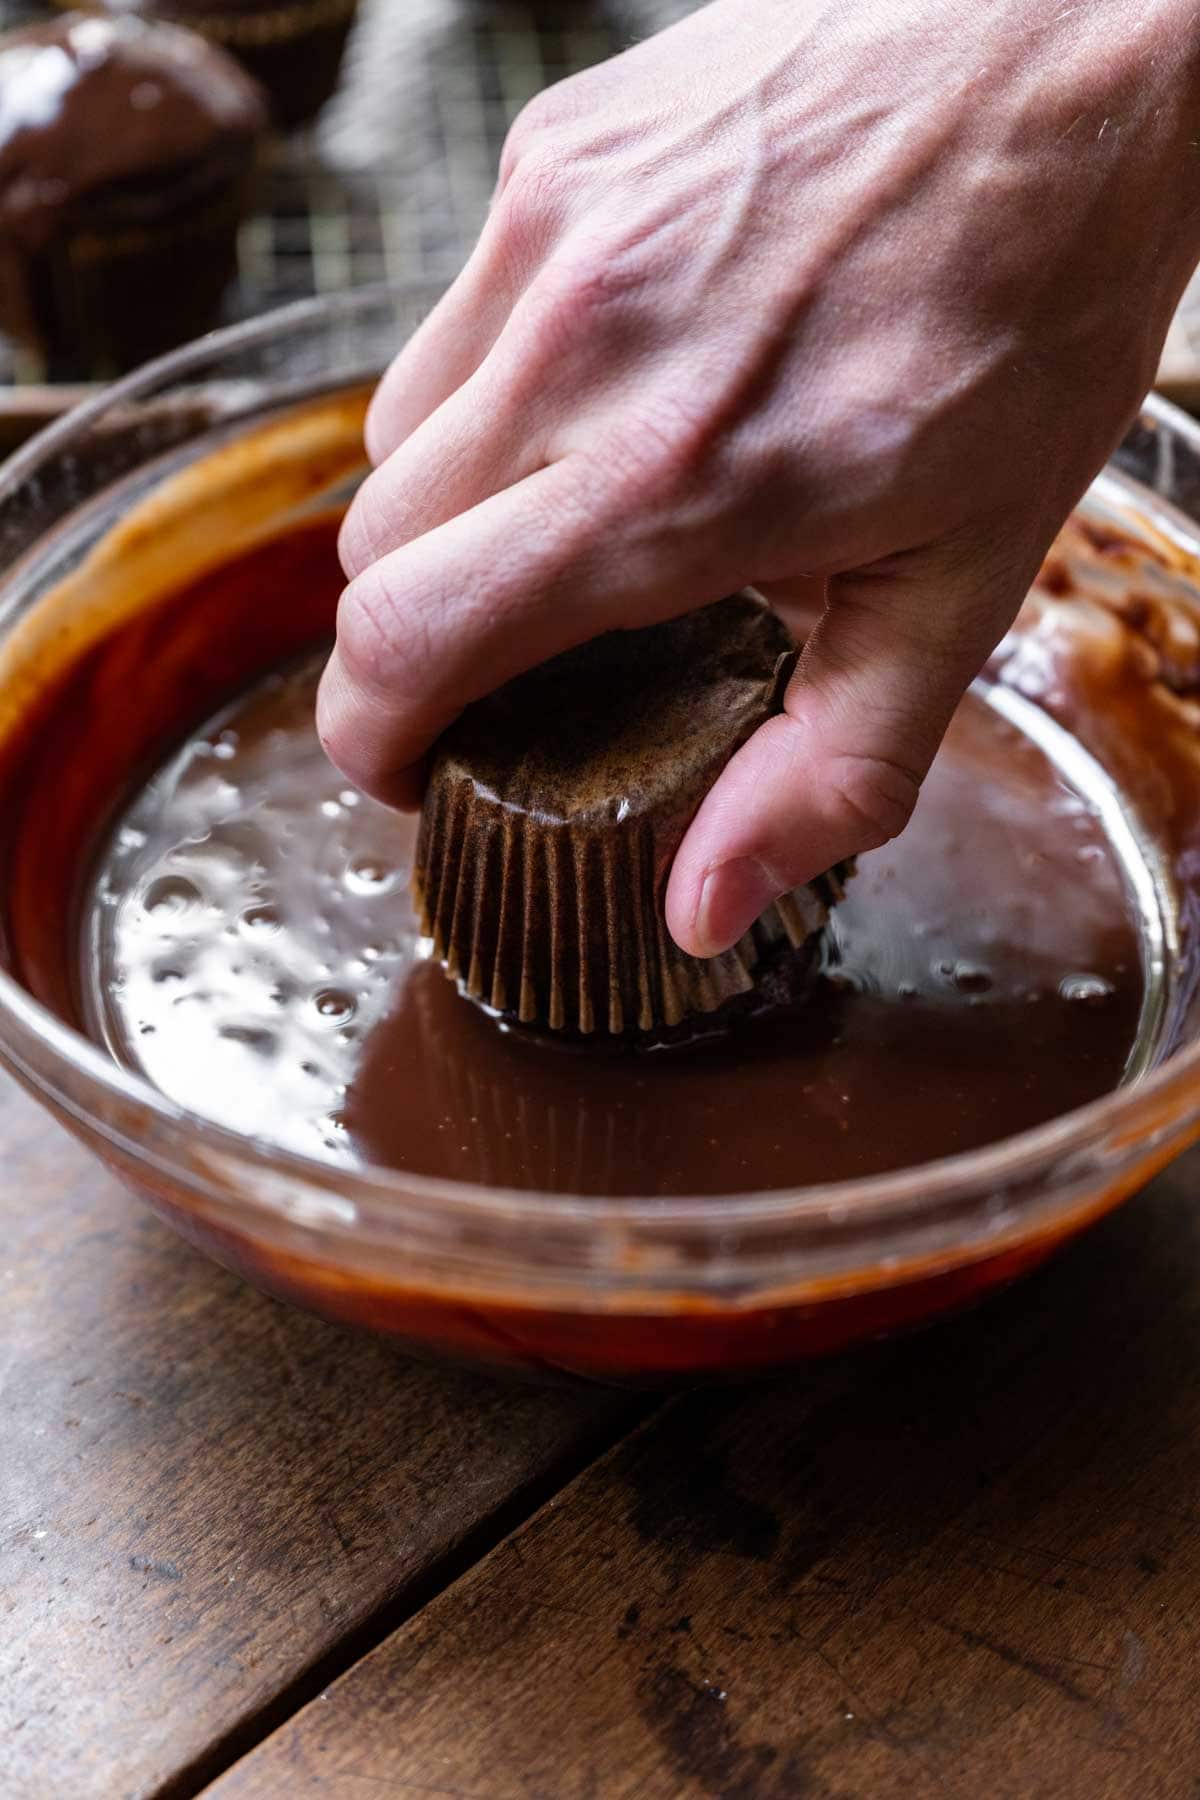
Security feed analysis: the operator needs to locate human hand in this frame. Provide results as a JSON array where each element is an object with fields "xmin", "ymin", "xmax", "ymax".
[{"xmin": 319, "ymin": 0, "xmax": 1200, "ymax": 955}]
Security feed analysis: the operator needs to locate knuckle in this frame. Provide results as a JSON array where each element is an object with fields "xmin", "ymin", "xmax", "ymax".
[
  {"xmin": 528, "ymin": 238, "xmax": 634, "ymax": 345},
  {"xmin": 497, "ymin": 83, "xmax": 574, "ymax": 186},
  {"xmin": 497, "ymin": 96, "xmax": 550, "ymax": 184},
  {"xmin": 827, "ymin": 750, "xmax": 922, "ymax": 852},
  {"xmin": 336, "ymin": 564, "xmax": 430, "ymax": 711},
  {"xmin": 604, "ymin": 393, "xmax": 722, "ymax": 506},
  {"xmin": 525, "ymin": 454, "xmax": 636, "ymax": 576},
  {"xmin": 337, "ymin": 490, "xmax": 379, "ymax": 583},
  {"xmin": 363, "ymin": 381, "xmax": 400, "ymax": 467},
  {"xmin": 492, "ymin": 152, "xmax": 573, "ymax": 264},
  {"xmin": 338, "ymin": 473, "xmax": 401, "ymax": 583}
]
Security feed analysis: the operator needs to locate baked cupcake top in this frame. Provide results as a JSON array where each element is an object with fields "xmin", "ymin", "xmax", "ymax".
[
  {"xmin": 83, "ymin": 0, "xmax": 349, "ymax": 17},
  {"xmin": 436, "ymin": 594, "xmax": 797, "ymax": 836},
  {"xmin": 51, "ymin": 0, "xmax": 358, "ymax": 127},
  {"xmin": 0, "ymin": 14, "xmax": 266, "ymax": 255},
  {"xmin": 414, "ymin": 596, "xmax": 852, "ymax": 1036}
]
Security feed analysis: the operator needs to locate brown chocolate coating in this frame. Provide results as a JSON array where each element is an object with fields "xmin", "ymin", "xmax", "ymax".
[
  {"xmin": 61, "ymin": 0, "xmax": 358, "ymax": 127},
  {"xmin": 69, "ymin": 646, "xmax": 1144, "ymax": 1196},
  {"xmin": 414, "ymin": 594, "xmax": 851, "ymax": 1036},
  {"xmin": 0, "ymin": 14, "xmax": 265, "ymax": 370},
  {"xmin": 0, "ymin": 395, "xmax": 1185, "ymax": 1382}
]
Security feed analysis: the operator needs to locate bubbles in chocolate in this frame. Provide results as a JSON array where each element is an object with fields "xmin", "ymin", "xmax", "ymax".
[
  {"xmin": 344, "ymin": 859, "xmax": 397, "ymax": 895},
  {"xmin": 240, "ymin": 904, "xmax": 281, "ymax": 933},
  {"xmin": 313, "ymin": 988, "xmax": 356, "ymax": 1022},
  {"xmin": 82, "ymin": 660, "xmax": 419, "ymax": 1164},
  {"xmin": 1059, "ymin": 973, "xmax": 1117, "ymax": 1005},
  {"xmin": 951, "ymin": 963, "xmax": 993, "ymax": 994},
  {"xmin": 81, "ymin": 651, "xmax": 1150, "ymax": 1194},
  {"xmin": 142, "ymin": 874, "xmax": 201, "ymax": 916}
]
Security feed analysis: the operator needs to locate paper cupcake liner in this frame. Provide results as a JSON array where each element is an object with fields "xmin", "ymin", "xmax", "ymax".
[
  {"xmin": 414, "ymin": 592, "xmax": 855, "ymax": 1039},
  {"xmin": 38, "ymin": 173, "xmax": 252, "ymax": 374},
  {"xmin": 414, "ymin": 768, "xmax": 850, "ymax": 1037}
]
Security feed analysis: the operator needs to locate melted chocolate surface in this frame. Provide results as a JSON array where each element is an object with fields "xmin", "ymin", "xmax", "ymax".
[{"xmin": 82, "ymin": 652, "xmax": 1145, "ymax": 1196}]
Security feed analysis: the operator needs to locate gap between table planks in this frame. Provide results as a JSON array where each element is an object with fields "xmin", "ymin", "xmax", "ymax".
[
  {"xmin": 7, "ymin": 1076, "xmax": 1200, "ymax": 1798},
  {"xmin": 204, "ymin": 1149, "xmax": 1200, "ymax": 1800},
  {"xmin": 0, "ymin": 1071, "xmax": 644, "ymax": 1800}
]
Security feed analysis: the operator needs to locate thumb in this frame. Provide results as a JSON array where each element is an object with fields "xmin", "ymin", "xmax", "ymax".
[{"xmin": 665, "ymin": 549, "xmax": 1030, "ymax": 957}]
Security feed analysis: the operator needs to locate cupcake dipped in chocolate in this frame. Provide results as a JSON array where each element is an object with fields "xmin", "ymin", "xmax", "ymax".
[
  {"xmin": 59, "ymin": 0, "xmax": 358, "ymax": 127},
  {"xmin": 414, "ymin": 592, "xmax": 852, "ymax": 1045},
  {"xmin": 0, "ymin": 14, "xmax": 265, "ymax": 376}
]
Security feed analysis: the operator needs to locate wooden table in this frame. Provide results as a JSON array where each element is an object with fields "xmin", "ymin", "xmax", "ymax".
[{"xmin": 5, "ymin": 1065, "xmax": 1200, "ymax": 1800}]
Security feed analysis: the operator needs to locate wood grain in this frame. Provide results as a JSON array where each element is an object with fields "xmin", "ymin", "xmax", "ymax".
[
  {"xmin": 0, "ymin": 1073, "xmax": 638, "ymax": 1800},
  {"xmin": 209, "ymin": 1151, "xmax": 1200, "ymax": 1800}
]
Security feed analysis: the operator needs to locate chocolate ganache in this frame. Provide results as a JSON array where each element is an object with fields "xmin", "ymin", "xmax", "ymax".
[{"xmin": 80, "ymin": 519, "xmax": 1146, "ymax": 1197}]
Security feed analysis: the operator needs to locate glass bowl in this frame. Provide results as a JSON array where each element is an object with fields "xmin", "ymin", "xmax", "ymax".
[{"xmin": 1, "ymin": 283, "xmax": 1199, "ymax": 1386}]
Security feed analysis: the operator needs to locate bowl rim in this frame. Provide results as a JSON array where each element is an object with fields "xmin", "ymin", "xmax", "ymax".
[{"xmin": 1, "ymin": 281, "xmax": 1199, "ymax": 1245}]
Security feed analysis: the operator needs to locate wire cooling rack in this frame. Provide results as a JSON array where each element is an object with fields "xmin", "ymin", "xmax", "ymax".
[
  {"xmin": 1, "ymin": 0, "xmax": 1197, "ymax": 402},
  {"xmin": 238, "ymin": 0, "xmax": 653, "ymax": 310},
  {"xmin": 0, "ymin": 0, "xmax": 688, "ymax": 383}
]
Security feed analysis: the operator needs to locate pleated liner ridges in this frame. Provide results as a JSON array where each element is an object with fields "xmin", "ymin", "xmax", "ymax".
[{"xmin": 414, "ymin": 775, "xmax": 849, "ymax": 1036}]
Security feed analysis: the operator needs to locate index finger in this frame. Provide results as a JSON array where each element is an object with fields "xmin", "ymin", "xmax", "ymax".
[{"xmin": 317, "ymin": 454, "xmax": 736, "ymax": 807}]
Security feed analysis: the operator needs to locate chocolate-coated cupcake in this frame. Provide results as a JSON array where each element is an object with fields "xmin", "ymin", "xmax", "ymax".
[
  {"xmin": 0, "ymin": 15, "xmax": 266, "ymax": 376},
  {"xmin": 64, "ymin": 0, "xmax": 359, "ymax": 127},
  {"xmin": 414, "ymin": 594, "xmax": 853, "ymax": 1040}
]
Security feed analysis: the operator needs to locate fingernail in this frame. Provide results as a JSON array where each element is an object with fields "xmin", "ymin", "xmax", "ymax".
[{"xmin": 692, "ymin": 857, "xmax": 779, "ymax": 957}]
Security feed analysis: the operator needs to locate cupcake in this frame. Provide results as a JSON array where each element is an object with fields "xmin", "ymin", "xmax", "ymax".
[
  {"xmin": 0, "ymin": 15, "xmax": 266, "ymax": 377},
  {"xmin": 62, "ymin": 0, "xmax": 359, "ymax": 127},
  {"xmin": 414, "ymin": 593, "xmax": 853, "ymax": 1041}
]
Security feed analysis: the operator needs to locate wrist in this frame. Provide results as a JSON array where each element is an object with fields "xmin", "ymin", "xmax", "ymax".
[{"xmin": 986, "ymin": 0, "xmax": 1200, "ymax": 279}]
